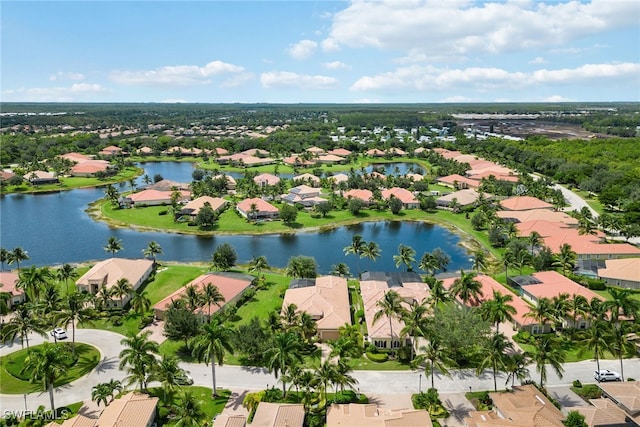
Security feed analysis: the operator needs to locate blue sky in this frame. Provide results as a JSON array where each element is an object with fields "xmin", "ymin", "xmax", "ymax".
[{"xmin": 2, "ymin": 0, "xmax": 639, "ymax": 103}]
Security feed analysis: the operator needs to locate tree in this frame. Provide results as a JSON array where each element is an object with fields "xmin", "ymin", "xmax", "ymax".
[
  {"xmin": 328, "ymin": 336, "xmax": 362, "ymax": 360},
  {"xmin": 211, "ymin": 243, "xmax": 237, "ymax": 271},
  {"xmin": 431, "ymin": 248, "xmax": 451, "ymax": 273},
  {"xmin": 264, "ymin": 332, "xmax": 304, "ymax": 396},
  {"xmin": 451, "ymin": 270, "xmax": 483, "ymax": 306},
  {"xmin": 480, "ymin": 290, "xmax": 517, "ymax": 333},
  {"xmin": 58, "ymin": 291, "xmax": 95, "ymax": 354},
  {"xmin": 0, "ymin": 247, "xmax": 8, "ymax": 271},
  {"xmin": 343, "ymin": 235, "xmax": 365, "ymax": 275},
  {"xmin": 150, "ymin": 354, "xmax": 184, "ymax": 401},
  {"xmin": 164, "ymin": 306, "xmax": 201, "ymax": 346},
  {"xmin": 563, "ymin": 411, "xmax": 588, "ymax": 427},
  {"xmin": 280, "ymin": 204, "xmax": 298, "ymax": 225},
  {"xmin": 347, "ymin": 198, "xmax": 365, "ymax": 215},
  {"xmin": 55, "ymin": 263, "xmax": 78, "ymax": 294},
  {"xmin": 142, "ymin": 241, "xmax": 163, "ymax": 263},
  {"xmin": 401, "ymin": 300, "xmax": 429, "ymax": 359},
  {"xmin": 1, "ymin": 304, "xmax": 46, "ymax": 349},
  {"xmin": 248, "ymin": 255, "xmax": 269, "ymax": 280},
  {"xmin": 92, "ymin": 382, "xmax": 113, "ymax": 408},
  {"xmin": 21, "ymin": 343, "xmax": 70, "ymax": 411},
  {"xmin": 315, "ymin": 360, "xmax": 338, "ymax": 403},
  {"xmin": 471, "ymin": 249, "xmax": 488, "ymax": 273},
  {"xmin": 578, "ymin": 319, "xmax": 611, "ymax": 375},
  {"xmin": 286, "ymin": 256, "xmax": 317, "ymax": 278},
  {"xmin": 530, "ymin": 334, "xmax": 566, "ymax": 388},
  {"xmin": 360, "ymin": 241, "xmax": 381, "ymax": 271},
  {"xmin": 112, "ymin": 278, "xmax": 133, "ymax": 304},
  {"xmin": 195, "ymin": 202, "xmax": 217, "ymax": 229},
  {"xmin": 373, "ymin": 290, "xmax": 404, "ymax": 351},
  {"xmin": 202, "ymin": 282, "xmax": 225, "ymax": 318},
  {"xmin": 393, "ymin": 244, "xmax": 416, "ymax": 271},
  {"xmin": 103, "ymin": 236, "xmax": 123, "ymax": 257},
  {"xmin": 389, "ymin": 195, "xmax": 403, "ymax": 214},
  {"xmin": 504, "ymin": 352, "xmax": 530, "ymax": 388},
  {"xmin": 414, "ymin": 338, "xmax": 454, "ymax": 389},
  {"xmin": 17, "ymin": 265, "xmax": 51, "ymax": 302},
  {"xmin": 606, "ymin": 321, "xmax": 636, "ymax": 381},
  {"xmin": 418, "ymin": 252, "xmax": 438, "ymax": 275},
  {"xmin": 330, "ymin": 262, "xmax": 350, "ymax": 278},
  {"xmin": 478, "ymin": 332, "xmax": 513, "ymax": 391},
  {"xmin": 189, "ymin": 320, "xmax": 234, "ymax": 397},
  {"xmin": 605, "ymin": 287, "xmax": 640, "ymax": 323},
  {"xmin": 315, "ymin": 201, "xmax": 331, "ymax": 218},
  {"xmin": 119, "ymin": 330, "xmax": 160, "ymax": 391},
  {"xmin": 426, "ymin": 277, "xmax": 451, "ymax": 313},
  {"xmin": 525, "ymin": 297, "xmax": 555, "ymax": 333},
  {"xmin": 171, "ymin": 391, "xmax": 206, "ymax": 427},
  {"xmin": 104, "ymin": 184, "xmax": 120, "ymax": 207},
  {"xmin": 554, "ymin": 243, "xmax": 576, "ymax": 275},
  {"xmin": 528, "ymin": 231, "xmax": 542, "ymax": 255},
  {"xmin": 130, "ymin": 290, "xmax": 152, "ymax": 316}
]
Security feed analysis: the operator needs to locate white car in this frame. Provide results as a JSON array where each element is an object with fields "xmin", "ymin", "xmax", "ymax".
[
  {"xmin": 594, "ymin": 369, "xmax": 621, "ymax": 382},
  {"xmin": 50, "ymin": 328, "xmax": 68, "ymax": 340}
]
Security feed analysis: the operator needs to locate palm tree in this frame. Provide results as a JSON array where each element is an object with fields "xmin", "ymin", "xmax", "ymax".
[
  {"xmin": 343, "ymin": 235, "xmax": 365, "ymax": 275},
  {"xmin": 119, "ymin": 330, "xmax": 160, "ymax": 391},
  {"xmin": 528, "ymin": 231, "xmax": 542, "ymax": 255},
  {"xmin": 1, "ymin": 304, "xmax": 46, "ymax": 349},
  {"xmin": 103, "ymin": 236, "xmax": 123, "ymax": 257},
  {"xmin": 502, "ymin": 248, "xmax": 515, "ymax": 283},
  {"xmin": 550, "ymin": 293, "xmax": 571, "ymax": 331},
  {"xmin": 578, "ymin": 319, "xmax": 611, "ymax": 375},
  {"xmin": 338, "ymin": 322, "xmax": 363, "ymax": 346},
  {"xmin": 606, "ymin": 321, "xmax": 636, "ymax": 381},
  {"xmin": 248, "ymin": 255, "xmax": 269, "ymax": 280},
  {"xmin": 451, "ymin": 270, "xmax": 483, "ymax": 306},
  {"xmin": 181, "ymin": 285, "xmax": 203, "ymax": 312},
  {"xmin": 55, "ymin": 263, "xmax": 78, "ymax": 294},
  {"xmin": 91, "ymin": 382, "xmax": 113, "ymax": 408},
  {"xmin": 480, "ymin": 290, "xmax": 517, "ymax": 333},
  {"xmin": 525, "ymin": 297, "xmax": 555, "ymax": 333},
  {"xmin": 431, "ymin": 248, "xmax": 451, "ymax": 273},
  {"xmin": 471, "ymin": 249, "xmax": 488, "ymax": 273},
  {"xmin": 282, "ymin": 303, "xmax": 300, "ymax": 328},
  {"xmin": 513, "ymin": 248, "xmax": 531, "ymax": 275},
  {"xmin": 171, "ymin": 391, "xmax": 206, "ymax": 427},
  {"xmin": 373, "ymin": 290, "xmax": 404, "ymax": 352},
  {"xmin": 202, "ymin": 283, "xmax": 225, "ymax": 318},
  {"xmin": 530, "ymin": 334, "xmax": 566, "ymax": 388},
  {"xmin": 22, "ymin": 343, "xmax": 70, "ymax": 411},
  {"xmin": 414, "ymin": 338, "xmax": 455, "ymax": 389},
  {"xmin": 298, "ymin": 311, "xmax": 317, "ymax": 343},
  {"xmin": 130, "ymin": 290, "xmax": 152, "ymax": 316},
  {"xmin": 0, "ymin": 248, "xmax": 8, "ymax": 271},
  {"xmin": 189, "ymin": 320, "xmax": 233, "ymax": 397},
  {"xmin": 605, "ymin": 287, "xmax": 640, "ymax": 323},
  {"xmin": 112, "ymin": 278, "xmax": 133, "ymax": 306},
  {"xmin": 264, "ymin": 332, "xmax": 304, "ymax": 396},
  {"xmin": 401, "ymin": 299, "xmax": 429, "ymax": 359},
  {"xmin": 333, "ymin": 359, "xmax": 358, "ymax": 393},
  {"xmin": 315, "ymin": 360, "xmax": 338, "ymax": 404},
  {"xmin": 17, "ymin": 265, "xmax": 51, "ymax": 302},
  {"xmin": 330, "ymin": 263, "xmax": 350, "ymax": 278},
  {"xmin": 8, "ymin": 247, "xmax": 29, "ymax": 271},
  {"xmin": 360, "ymin": 241, "xmax": 381, "ymax": 271},
  {"xmin": 554, "ymin": 243, "xmax": 576, "ymax": 275},
  {"xmin": 142, "ymin": 241, "xmax": 163, "ymax": 263},
  {"xmin": 425, "ymin": 277, "xmax": 450, "ymax": 314},
  {"xmin": 419, "ymin": 252, "xmax": 438, "ymax": 275},
  {"xmin": 393, "ymin": 244, "xmax": 416, "ymax": 271},
  {"xmin": 478, "ymin": 332, "xmax": 513, "ymax": 391},
  {"xmin": 94, "ymin": 284, "xmax": 114, "ymax": 311},
  {"xmin": 58, "ymin": 291, "xmax": 95, "ymax": 354},
  {"xmin": 504, "ymin": 352, "xmax": 530, "ymax": 388},
  {"xmin": 328, "ymin": 336, "xmax": 362, "ymax": 360},
  {"xmin": 569, "ymin": 295, "xmax": 590, "ymax": 330},
  {"xmin": 150, "ymin": 354, "xmax": 184, "ymax": 401},
  {"xmin": 38, "ymin": 283, "xmax": 63, "ymax": 336}
]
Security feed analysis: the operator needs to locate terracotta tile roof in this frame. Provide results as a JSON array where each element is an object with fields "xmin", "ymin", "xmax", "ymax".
[
  {"xmin": 542, "ymin": 233, "xmax": 640, "ymax": 257},
  {"xmin": 0, "ymin": 170, "xmax": 16, "ymax": 180},
  {"xmin": 213, "ymin": 414, "xmax": 247, "ymax": 427},
  {"xmin": 437, "ymin": 189, "xmax": 483, "ymax": 207},
  {"xmin": 236, "ymin": 198, "xmax": 279, "ymax": 214},
  {"xmin": 283, "ymin": 156, "xmax": 316, "ymax": 167},
  {"xmin": 288, "ymin": 185, "xmax": 320, "ymax": 197},
  {"xmin": 515, "ymin": 220, "xmax": 572, "ymax": 238},
  {"xmin": 282, "ymin": 275, "xmax": 351, "ymax": 331},
  {"xmin": 381, "ymin": 187, "xmax": 418, "ymax": 204},
  {"xmin": 489, "ymin": 385, "xmax": 565, "ymax": 427},
  {"xmin": 306, "ymin": 146, "xmax": 325, "ymax": 153},
  {"xmin": 433, "ymin": 148, "xmax": 462, "ymax": 159},
  {"xmin": 405, "ymin": 173, "xmax": 424, "ymax": 181},
  {"xmin": 465, "ymin": 410, "xmax": 513, "ymax": 427},
  {"xmin": 76, "ymin": 258, "xmax": 154, "ymax": 295},
  {"xmin": 146, "ymin": 179, "xmax": 190, "ymax": 191},
  {"xmin": 251, "ymin": 402, "xmax": 305, "ymax": 427},
  {"xmin": 181, "ymin": 196, "xmax": 227, "ymax": 215},
  {"xmin": 496, "ymin": 209, "xmax": 579, "ymax": 226},
  {"xmin": 437, "ymin": 174, "xmax": 480, "ymax": 189},
  {"xmin": 500, "ymin": 196, "xmax": 553, "ymax": 211},
  {"xmin": 318, "ymin": 154, "xmax": 346, "ymax": 163},
  {"xmin": 0, "ymin": 271, "xmax": 21, "ymax": 296},
  {"xmin": 575, "ymin": 399, "xmax": 630, "ymax": 427},
  {"xmin": 59, "ymin": 152, "xmax": 91, "ymax": 163},
  {"xmin": 366, "ymin": 148, "xmax": 386, "ymax": 156},
  {"xmin": 96, "ymin": 392, "xmax": 158, "ymax": 427},
  {"xmin": 126, "ymin": 189, "xmax": 174, "ymax": 203},
  {"xmin": 47, "ymin": 414, "xmax": 97, "ymax": 427},
  {"xmin": 293, "ymin": 173, "xmax": 321, "ymax": 184},
  {"xmin": 215, "ymin": 147, "xmax": 229, "ymax": 155},
  {"xmin": 598, "ymin": 258, "xmax": 640, "ymax": 283},
  {"xmin": 71, "ymin": 161, "xmax": 110, "ymax": 175},
  {"xmin": 254, "ymin": 173, "xmax": 280, "ymax": 186},
  {"xmin": 328, "ymin": 148, "xmax": 352, "ymax": 156},
  {"xmin": 327, "ymin": 403, "xmax": 432, "ymax": 427},
  {"xmin": 343, "ymin": 189, "xmax": 373, "ymax": 203},
  {"xmin": 329, "ymin": 173, "xmax": 349, "ymax": 183},
  {"xmin": 523, "ymin": 271, "xmax": 604, "ymax": 303},
  {"xmin": 468, "ymin": 170, "xmax": 519, "ymax": 182},
  {"xmin": 598, "ymin": 381, "xmax": 640, "ymax": 416}
]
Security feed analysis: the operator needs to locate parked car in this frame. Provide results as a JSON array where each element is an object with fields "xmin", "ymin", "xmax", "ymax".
[
  {"xmin": 176, "ymin": 372, "xmax": 193, "ymax": 385},
  {"xmin": 50, "ymin": 328, "xmax": 68, "ymax": 340},
  {"xmin": 594, "ymin": 369, "xmax": 621, "ymax": 382}
]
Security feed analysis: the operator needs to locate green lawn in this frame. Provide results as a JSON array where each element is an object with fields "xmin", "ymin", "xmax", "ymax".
[
  {"xmin": 517, "ymin": 340, "xmax": 621, "ymax": 363},
  {"xmin": 348, "ymin": 357, "xmax": 411, "ymax": 371},
  {"xmin": 0, "ymin": 343, "xmax": 100, "ymax": 394},
  {"xmin": 229, "ymin": 272, "xmax": 290, "ymax": 326},
  {"xmin": 144, "ymin": 264, "xmax": 207, "ymax": 305}
]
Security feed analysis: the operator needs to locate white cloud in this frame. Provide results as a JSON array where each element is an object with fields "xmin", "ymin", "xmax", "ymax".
[
  {"xmin": 287, "ymin": 40, "xmax": 318, "ymax": 60},
  {"xmin": 324, "ymin": 0, "xmax": 639, "ymax": 58},
  {"xmin": 49, "ymin": 71, "xmax": 85, "ymax": 81},
  {"xmin": 543, "ymin": 95, "xmax": 574, "ymax": 102},
  {"xmin": 351, "ymin": 62, "xmax": 640, "ymax": 92},
  {"xmin": 323, "ymin": 61, "xmax": 351, "ymax": 70},
  {"xmin": 110, "ymin": 60, "xmax": 246, "ymax": 86},
  {"xmin": 440, "ymin": 95, "xmax": 479, "ymax": 103},
  {"xmin": 2, "ymin": 83, "xmax": 106, "ymax": 102},
  {"xmin": 260, "ymin": 71, "xmax": 339, "ymax": 89},
  {"xmin": 529, "ymin": 57, "xmax": 547, "ymax": 65}
]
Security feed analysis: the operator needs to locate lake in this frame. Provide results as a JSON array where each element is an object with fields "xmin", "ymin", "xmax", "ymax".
[{"xmin": 0, "ymin": 162, "xmax": 470, "ymax": 274}]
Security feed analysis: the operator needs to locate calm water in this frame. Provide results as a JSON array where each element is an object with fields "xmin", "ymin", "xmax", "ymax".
[{"xmin": 0, "ymin": 162, "xmax": 469, "ymax": 273}]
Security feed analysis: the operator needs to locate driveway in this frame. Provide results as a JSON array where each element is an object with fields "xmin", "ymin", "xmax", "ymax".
[{"xmin": 546, "ymin": 385, "xmax": 589, "ymax": 415}]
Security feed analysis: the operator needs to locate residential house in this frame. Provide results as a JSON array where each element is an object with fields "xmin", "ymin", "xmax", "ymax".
[
  {"xmin": 26, "ymin": 170, "xmax": 58, "ymax": 185},
  {"xmin": 213, "ymin": 174, "xmax": 237, "ymax": 191},
  {"xmin": 317, "ymin": 154, "xmax": 346, "ymax": 164},
  {"xmin": 250, "ymin": 403, "xmax": 305, "ymax": 427},
  {"xmin": 94, "ymin": 392, "xmax": 158, "ymax": 427},
  {"xmin": 0, "ymin": 170, "xmax": 16, "ymax": 182},
  {"xmin": 327, "ymin": 404, "xmax": 432, "ymax": 427},
  {"xmin": 366, "ymin": 148, "xmax": 386, "ymax": 157},
  {"xmin": 542, "ymin": 230, "xmax": 640, "ymax": 261},
  {"xmin": 594, "ymin": 381, "xmax": 640, "ymax": 426},
  {"xmin": 465, "ymin": 385, "xmax": 565, "ymax": 427},
  {"xmin": 329, "ymin": 173, "xmax": 349, "ymax": 185},
  {"xmin": 388, "ymin": 147, "xmax": 406, "ymax": 156},
  {"xmin": 213, "ymin": 147, "xmax": 229, "ymax": 156},
  {"xmin": 179, "ymin": 196, "xmax": 227, "ymax": 220},
  {"xmin": 499, "ymin": 196, "xmax": 553, "ymax": 211},
  {"xmin": 328, "ymin": 148, "xmax": 352, "ymax": 157},
  {"xmin": 360, "ymin": 272, "xmax": 430, "ymax": 349},
  {"xmin": 213, "ymin": 415, "xmax": 247, "ymax": 427},
  {"xmin": 283, "ymin": 155, "xmax": 316, "ymax": 167},
  {"xmin": 405, "ymin": 173, "xmax": 424, "ymax": 182},
  {"xmin": 343, "ymin": 189, "xmax": 373, "ymax": 205},
  {"xmin": 469, "ymin": 170, "xmax": 519, "ymax": 184},
  {"xmin": 598, "ymin": 258, "xmax": 640, "ymax": 290},
  {"xmin": 254, "ymin": 173, "xmax": 280, "ymax": 187},
  {"xmin": 153, "ymin": 272, "xmax": 254, "ymax": 321},
  {"xmin": 99, "ymin": 145, "xmax": 126, "ymax": 157},
  {"xmin": 136, "ymin": 146, "xmax": 154, "ymax": 156},
  {"xmin": 515, "ymin": 220, "xmax": 573, "ymax": 239},
  {"xmin": 306, "ymin": 146, "xmax": 326, "ymax": 156},
  {"xmin": 76, "ymin": 258, "xmax": 154, "ymax": 308},
  {"xmin": 123, "ymin": 189, "xmax": 189, "ymax": 207},
  {"xmin": 70, "ymin": 160, "xmax": 111, "ymax": 177},
  {"xmin": 281, "ymin": 275, "xmax": 351, "ymax": 341},
  {"xmin": 496, "ymin": 209, "xmax": 580, "ymax": 226},
  {"xmin": 59, "ymin": 152, "xmax": 92, "ymax": 163},
  {"xmin": 436, "ymin": 189, "xmax": 484, "ymax": 209},
  {"xmin": 0, "ymin": 271, "xmax": 25, "ymax": 307},
  {"xmin": 145, "ymin": 179, "xmax": 190, "ymax": 192},
  {"xmin": 46, "ymin": 414, "xmax": 97, "ymax": 427},
  {"xmin": 573, "ymin": 398, "xmax": 633, "ymax": 427},
  {"xmin": 236, "ymin": 198, "xmax": 279, "ymax": 220},
  {"xmin": 436, "ymin": 174, "xmax": 480, "ymax": 190},
  {"xmin": 217, "ymin": 149, "xmax": 275, "ymax": 167},
  {"xmin": 381, "ymin": 187, "xmax": 419, "ymax": 209},
  {"xmin": 281, "ymin": 185, "xmax": 327, "ymax": 207},
  {"xmin": 293, "ymin": 173, "xmax": 321, "ymax": 187}
]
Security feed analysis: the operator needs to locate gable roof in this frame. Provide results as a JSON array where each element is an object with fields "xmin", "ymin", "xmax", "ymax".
[
  {"xmin": 251, "ymin": 403, "xmax": 305, "ymax": 427},
  {"xmin": 500, "ymin": 196, "xmax": 553, "ymax": 211},
  {"xmin": 181, "ymin": 196, "xmax": 227, "ymax": 215},
  {"xmin": 97, "ymin": 392, "xmax": 159, "ymax": 427},
  {"xmin": 598, "ymin": 258, "xmax": 640, "ymax": 283},
  {"xmin": 489, "ymin": 385, "xmax": 565, "ymax": 427}
]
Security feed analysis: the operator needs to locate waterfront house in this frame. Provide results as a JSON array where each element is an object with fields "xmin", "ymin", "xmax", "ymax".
[
  {"xmin": 281, "ymin": 185, "xmax": 327, "ymax": 207},
  {"xmin": 281, "ymin": 275, "xmax": 351, "ymax": 341},
  {"xmin": 254, "ymin": 173, "xmax": 280, "ymax": 187},
  {"xmin": 236, "ymin": 198, "xmax": 279, "ymax": 219},
  {"xmin": 343, "ymin": 189, "xmax": 373, "ymax": 205},
  {"xmin": 26, "ymin": 170, "xmax": 58, "ymax": 185},
  {"xmin": 69, "ymin": 160, "xmax": 111, "ymax": 177},
  {"xmin": 179, "ymin": 196, "xmax": 227, "ymax": 220},
  {"xmin": 381, "ymin": 187, "xmax": 419, "ymax": 209},
  {"xmin": 597, "ymin": 258, "xmax": 640, "ymax": 290},
  {"xmin": 499, "ymin": 196, "xmax": 553, "ymax": 211},
  {"xmin": 366, "ymin": 148, "xmax": 386, "ymax": 157},
  {"xmin": 212, "ymin": 174, "xmax": 237, "ymax": 191},
  {"xmin": 0, "ymin": 271, "xmax": 25, "ymax": 307},
  {"xmin": 99, "ymin": 145, "xmax": 126, "ymax": 157},
  {"xmin": 123, "ymin": 189, "xmax": 188, "ymax": 207},
  {"xmin": 436, "ymin": 189, "xmax": 483, "ymax": 209},
  {"xmin": 293, "ymin": 173, "xmax": 321, "ymax": 187}
]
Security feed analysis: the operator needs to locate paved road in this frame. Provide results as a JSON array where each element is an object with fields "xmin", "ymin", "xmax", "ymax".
[{"xmin": 2, "ymin": 329, "xmax": 639, "ymax": 412}]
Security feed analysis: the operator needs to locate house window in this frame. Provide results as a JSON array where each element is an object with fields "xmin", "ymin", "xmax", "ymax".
[
  {"xmin": 579, "ymin": 322, "xmax": 586, "ymax": 330},
  {"xmin": 532, "ymin": 325, "xmax": 539, "ymax": 334}
]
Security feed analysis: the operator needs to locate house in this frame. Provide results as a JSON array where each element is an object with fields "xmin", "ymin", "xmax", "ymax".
[
  {"xmin": 381, "ymin": 187, "xmax": 419, "ymax": 209},
  {"xmin": 327, "ymin": 403, "xmax": 432, "ymax": 427},
  {"xmin": 213, "ymin": 174, "xmax": 237, "ymax": 191},
  {"xmin": 254, "ymin": 173, "xmax": 280, "ymax": 187},
  {"xmin": 281, "ymin": 276, "xmax": 351, "ymax": 341},
  {"xmin": 213, "ymin": 414, "xmax": 247, "ymax": 427},
  {"xmin": 179, "ymin": 196, "xmax": 227, "ymax": 220},
  {"xmin": 236, "ymin": 198, "xmax": 279, "ymax": 219},
  {"xmin": 436, "ymin": 189, "xmax": 483, "ymax": 209},
  {"xmin": 306, "ymin": 146, "xmax": 325, "ymax": 156},
  {"xmin": 542, "ymin": 231, "xmax": 640, "ymax": 261},
  {"xmin": 283, "ymin": 155, "xmax": 316, "ymax": 167},
  {"xmin": 329, "ymin": 173, "xmax": 349, "ymax": 185},
  {"xmin": 343, "ymin": 189, "xmax": 373, "ymax": 205},
  {"xmin": 366, "ymin": 148, "xmax": 386, "ymax": 157},
  {"xmin": 217, "ymin": 149, "xmax": 275, "ymax": 167},
  {"xmin": 281, "ymin": 185, "xmax": 327, "ymax": 207},
  {"xmin": 136, "ymin": 146, "xmax": 154, "ymax": 156},
  {"xmin": 293, "ymin": 173, "xmax": 321, "ymax": 187},
  {"xmin": 465, "ymin": 385, "xmax": 565, "ymax": 427},
  {"xmin": 70, "ymin": 160, "xmax": 111, "ymax": 177},
  {"xmin": 360, "ymin": 272, "xmax": 430, "ymax": 349},
  {"xmin": 46, "ymin": 414, "xmax": 97, "ymax": 427},
  {"xmin": 499, "ymin": 196, "xmax": 553, "ymax": 211},
  {"xmin": 598, "ymin": 258, "xmax": 640, "ymax": 290},
  {"xmin": 496, "ymin": 209, "xmax": 579, "ymax": 226},
  {"xmin": 388, "ymin": 147, "xmax": 407, "ymax": 156},
  {"xmin": 0, "ymin": 170, "xmax": 16, "ymax": 182},
  {"xmin": 0, "ymin": 271, "xmax": 25, "ymax": 307},
  {"xmin": 515, "ymin": 220, "xmax": 573, "ymax": 238},
  {"xmin": 145, "ymin": 179, "xmax": 190, "ymax": 192},
  {"xmin": 99, "ymin": 145, "xmax": 126, "ymax": 157},
  {"xmin": 594, "ymin": 381, "xmax": 640, "ymax": 426},
  {"xmin": 59, "ymin": 152, "xmax": 92, "ymax": 163},
  {"xmin": 469, "ymin": 170, "xmax": 520, "ymax": 183},
  {"xmin": 317, "ymin": 154, "xmax": 346, "ymax": 164},
  {"xmin": 328, "ymin": 148, "xmax": 352, "ymax": 157},
  {"xmin": 26, "ymin": 170, "xmax": 59, "ymax": 185},
  {"xmin": 573, "ymin": 398, "xmax": 633, "ymax": 427},
  {"xmin": 250, "ymin": 402, "xmax": 305, "ymax": 427},
  {"xmin": 123, "ymin": 189, "xmax": 187, "ymax": 207},
  {"xmin": 436, "ymin": 174, "xmax": 480, "ymax": 190},
  {"xmin": 76, "ymin": 258, "xmax": 154, "ymax": 308},
  {"xmin": 94, "ymin": 392, "xmax": 158, "ymax": 427},
  {"xmin": 213, "ymin": 147, "xmax": 229, "ymax": 156},
  {"xmin": 153, "ymin": 272, "xmax": 254, "ymax": 321}
]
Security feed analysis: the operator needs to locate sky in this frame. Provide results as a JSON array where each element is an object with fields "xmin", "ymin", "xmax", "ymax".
[{"xmin": 2, "ymin": 0, "xmax": 639, "ymax": 104}]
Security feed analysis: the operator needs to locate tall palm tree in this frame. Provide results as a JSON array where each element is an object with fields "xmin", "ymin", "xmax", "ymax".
[
  {"xmin": 605, "ymin": 287, "xmax": 640, "ymax": 323},
  {"xmin": 478, "ymin": 332, "xmax": 513, "ymax": 391},
  {"xmin": 315, "ymin": 360, "xmax": 338, "ymax": 404},
  {"xmin": 502, "ymin": 248, "xmax": 515, "ymax": 283},
  {"xmin": 55, "ymin": 263, "xmax": 78, "ymax": 294},
  {"xmin": 17, "ymin": 265, "xmax": 51, "ymax": 302},
  {"xmin": 414, "ymin": 338, "xmax": 455, "ymax": 389},
  {"xmin": 58, "ymin": 291, "xmax": 95, "ymax": 354},
  {"xmin": 202, "ymin": 283, "xmax": 225, "ymax": 318},
  {"xmin": 578, "ymin": 319, "xmax": 611, "ymax": 375},
  {"xmin": 504, "ymin": 352, "xmax": 530, "ymax": 388},
  {"xmin": 333, "ymin": 359, "xmax": 358, "ymax": 393},
  {"xmin": 343, "ymin": 235, "xmax": 365, "ymax": 275},
  {"xmin": 150, "ymin": 354, "xmax": 184, "ymax": 401},
  {"xmin": 525, "ymin": 297, "xmax": 555, "ymax": 333},
  {"xmin": 37, "ymin": 283, "xmax": 63, "ymax": 338},
  {"xmin": 393, "ymin": 244, "xmax": 416, "ymax": 272},
  {"xmin": 528, "ymin": 231, "xmax": 542, "ymax": 255},
  {"xmin": 480, "ymin": 290, "xmax": 517, "ymax": 333},
  {"xmin": 171, "ymin": 391, "xmax": 206, "ymax": 427},
  {"xmin": 328, "ymin": 336, "xmax": 362, "ymax": 360},
  {"xmin": 569, "ymin": 295, "xmax": 590, "ymax": 329},
  {"xmin": 530, "ymin": 334, "xmax": 566, "ymax": 388},
  {"xmin": 330, "ymin": 263, "xmax": 350, "ymax": 278},
  {"xmin": 8, "ymin": 247, "xmax": 29, "ymax": 271},
  {"xmin": 142, "ymin": 241, "xmax": 163, "ymax": 263},
  {"xmin": 1, "ymin": 304, "xmax": 46, "ymax": 349},
  {"xmin": 264, "ymin": 332, "xmax": 304, "ymax": 396},
  {"xmin": 181, "ymin": 285, "xmax": 203, "ymax": 312},
  {"xmin": 282, "ymin": 303, "xmax": 300, "ymax": 328},
  {"xmin": 112, "ymin": 278, "xmax": 133, "ymax": 306},
  {"xmin": 451, "ymin": 270, "xmax": 483, "ymax": 306},
  {"xmin": 550, "ymin": 293, "xmax": 571, "ymax": 331},
  {"xmin": 119, "ymin": 330, "xmax": 160, "ymax": 391},
  {"xmin": 249, "ymin": 255, "xmax": 269, "ymax": 282},
  {"xmin": 0, "ymin": 248, "xmax": 8, "ymax": 271},
  {"xmin": 22, "ymin": 343, "xmax": 70, "ymax": 411},
  {"xmin": 418, "ymin": 252, "xmax": 438, "ymax": 275},
  {"xmin": 400, "ymin": 299, "xmax": 429, "ymax": 359},
  {"xmin": 554, "ymin": 243, "xmax": 576, "ymax": 275},
  {"xmin": 360, "ymin": 241, "xmax": 381, "ymax": 271},
  {"xmin": 189, "ymin": 320, "xmax": 233, "ymax": 397},
  {"xmin": 373, "ymin": 290, "xmax": 404, "ymax": 352},
  {"xmin": 471, "ymin": 249, "xmax": 488, "ymax": 273},
  {"xmin": 130, "ymin": 290, "xmax": 152, "ymax": 316},
  {"xmin": 606, "ymin": 321, "xmax": 636, "ymax": 381},
  {"xmin": 431, "ymin": 248, "xmax": 451, "ymax": 273},
  {"xmin": 103, "ymin": 236, "xmax": 123, "ymax": 257},
  {"xmin": 425, "ymin": 277, "xmax": 450, "ymax": 314}
]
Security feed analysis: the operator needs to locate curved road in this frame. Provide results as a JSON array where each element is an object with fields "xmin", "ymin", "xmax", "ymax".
[{"xmin": 2, "ymin": 329, "xmax": 639, "ymax": 412}]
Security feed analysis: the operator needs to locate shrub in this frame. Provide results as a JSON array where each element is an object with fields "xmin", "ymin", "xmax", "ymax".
[
  {"xmin": 366, "ymin": 352, "xmax": 389, "ymax": 363},
  {"xmin": 572, "ymin": 380, "xmax": 582, "ymax": 388},
  {"xmin": 366, "ymin": 343, "xmax": 378, "ymax": 354},
  {"xmin": 513, "ymin": 331, "xmax": 532, "ymax": 344},
  {"xmin": 396, "ymin": 345, "xmax": 413, "ymax": 363}
]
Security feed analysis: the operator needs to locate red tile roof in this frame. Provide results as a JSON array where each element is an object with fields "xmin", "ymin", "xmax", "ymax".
[{"xmin": 500, "ymin": 196, "xmax": 553, "ymax": 211}]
